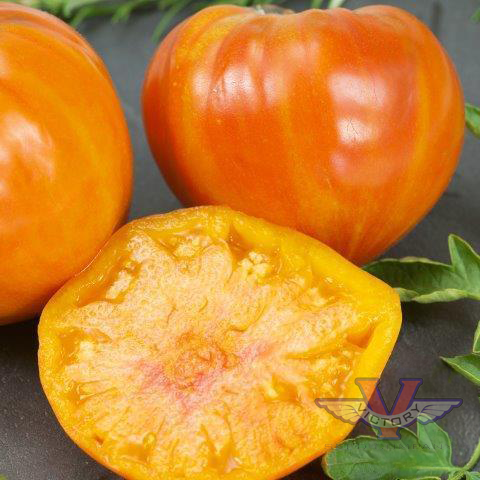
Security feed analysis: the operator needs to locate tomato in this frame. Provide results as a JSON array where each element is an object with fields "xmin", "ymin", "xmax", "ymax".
[
  {"xmin": 0, "ymin": 4, "xmax": 132, "ymax": 323},
  {"xmin": 39, "ymin": 206, "xmax": 401, "ymax": 480},
  {"xmin": 143, "ymin": 5, "xmax": 464, "ymax": 265}
]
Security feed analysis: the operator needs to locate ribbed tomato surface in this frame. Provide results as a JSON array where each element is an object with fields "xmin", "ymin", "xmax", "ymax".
[{"xmin": 143, "ymin": 5, "xmax": 464, "ymax": 265}]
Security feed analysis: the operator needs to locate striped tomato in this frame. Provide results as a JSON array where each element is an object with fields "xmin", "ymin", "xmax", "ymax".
[
  {"xmin": 0, "ymin": 4, "xmax": 132, "ymax": 323},
  {"xmin": 143, "ymin": 5, "xmax": 464, "ymax": 265}
]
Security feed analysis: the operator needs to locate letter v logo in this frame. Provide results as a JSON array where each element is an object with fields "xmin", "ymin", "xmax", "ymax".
[{"xmin": 356, "ymin": 378, "xmax": 422, "ymax": 439}]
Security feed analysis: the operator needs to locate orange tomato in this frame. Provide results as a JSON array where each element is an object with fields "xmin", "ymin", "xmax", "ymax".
[
  {"xmin": 39, "ymin": 206, "xmax": 401, "ymax": 480},
  {"xmin": 143, "ymin": 5, "xmax": 464, "ymax": 265},
  {"xmin": 0, "ymin": 3, "xmax": 132, "ymax": 324}
]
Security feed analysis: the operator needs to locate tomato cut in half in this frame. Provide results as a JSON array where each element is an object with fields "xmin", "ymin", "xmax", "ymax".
[{"xmin": 39, "ymin": 206, "xmax": 401, "ymax": 480}]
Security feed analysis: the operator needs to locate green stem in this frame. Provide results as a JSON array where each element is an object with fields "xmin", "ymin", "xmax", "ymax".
[
  {"xmin": 464, "ymin": 435, "xmax": 480, "ymax": 471},
  {"xmin": 449, "ymin": 437, "xmax": 480, "ymax": 480}
]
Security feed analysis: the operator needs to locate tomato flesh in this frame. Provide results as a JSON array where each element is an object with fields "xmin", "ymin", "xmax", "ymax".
[{"xmin": 39, "ymin": 207, "xmax": 401, "ymax": 480}]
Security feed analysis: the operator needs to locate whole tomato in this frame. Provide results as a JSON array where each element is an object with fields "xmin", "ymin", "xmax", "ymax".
[
  {"xmin": 143, "ymin": 5, "xmax": 464, "ymax": 265},
  {"xmin": 0, "ymin": 4, "xmax": 132, "ymax": 324}
]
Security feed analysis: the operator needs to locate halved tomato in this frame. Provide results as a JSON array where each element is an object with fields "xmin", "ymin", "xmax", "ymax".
[{"xmin": 39, "ymin": 206, "xmax": 401, "ymax": 479}]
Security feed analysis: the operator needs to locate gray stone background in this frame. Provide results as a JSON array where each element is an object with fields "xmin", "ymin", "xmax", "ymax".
[{"xmin": 0, "ymin": 0, "xmax": 479, "ymax": 478}]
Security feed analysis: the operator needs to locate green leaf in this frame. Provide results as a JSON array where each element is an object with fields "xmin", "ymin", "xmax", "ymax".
[
  {"xmin": 327, "ymin": 0, "xmax": 347, "ymax": 7},
  {"xmin": 311, "ymin": 0, "xmax": 346, "ymax": 7},
  {"xmin": 442, "ymin": 320, "xmax": 480, "ymax": 386},
  {"xmin": 61, "ymin": 0, "xmax": 99, "ymax": 16},
  {"xmin": 417, "ymin": 420, "xmax": 453, "ymax": 466},
  {"xmin": 473, "ymin": 322, "xmax": 480, "ymax": 353},
  {"xmin": 322, "ymin": 427, "xmax": 455, "ymax": 480},
  {"xmin": 466, "ymin": 104, "xmax": 480, "ymax": 138},
  {"xmin": 111, "ymin": 0, "xmax": 153, "ymax": 22},
  {"xmin": 466, "ymin": 472, "xmax": 480, "ymax": 479},
  {"xmin": 364, "ymin": 235, "xmax": 480, "ymax": 303},
  {"xmin": 472, "ymin": 8, "xmax": 480, "ymax": 23},
  {"xmin": 442, "ymin": 354, "xmax": 480, "ymax": 386},
  {"xmin": 69, "ymin": 3, "xmax": 119, "ymax": 27}
]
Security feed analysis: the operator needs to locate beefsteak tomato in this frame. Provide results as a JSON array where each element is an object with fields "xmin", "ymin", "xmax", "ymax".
[
  {"xmin": 0, "ymin": 3, "xmax": 132, "ymax": 324},
  {"xmin": 39, "ymin": 206, "xmax": 401, "ymax": 480},
  {"xmin": 143, "ymin": 5, "xmax": 464, "ymax": 265}
]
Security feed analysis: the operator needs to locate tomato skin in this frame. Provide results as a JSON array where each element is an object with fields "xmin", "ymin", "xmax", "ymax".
[
  {"xmin": 0, "ymin": 4, "xmax": 132, "ymax": 324},
  {"xmin": 143, "ymin": 5, "xmax": 464, "ymax": 265}
]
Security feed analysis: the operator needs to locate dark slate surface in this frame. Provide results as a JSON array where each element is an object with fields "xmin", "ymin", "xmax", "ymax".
[{"xmin": 1, "ymin": 0, "xmax": 479, "ymax": 478}]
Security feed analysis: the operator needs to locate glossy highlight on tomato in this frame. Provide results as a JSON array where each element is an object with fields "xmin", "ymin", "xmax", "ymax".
[
  {"xmin": 143, "ymin": 4, "xmax": 464, "ymax": 265},
  {"xmin": 39, "ymin": 206, "xmax": 401, "ymax": 480},
  {"xmin": 0, "ymin": 3, "xmax": 132, "ymax": 323}
]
